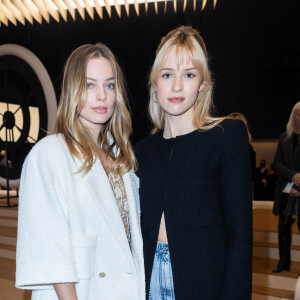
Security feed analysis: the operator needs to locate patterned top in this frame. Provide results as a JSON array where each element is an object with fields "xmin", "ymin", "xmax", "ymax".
[{"xmin": 106, "ymin": 171, "xmax": 131, "ymax": 244}]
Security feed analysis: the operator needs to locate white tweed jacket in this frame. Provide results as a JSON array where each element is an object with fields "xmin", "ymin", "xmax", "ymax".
[{"xmin": 15, "ymin": 134, "xmax": 145, "ymax": 300}]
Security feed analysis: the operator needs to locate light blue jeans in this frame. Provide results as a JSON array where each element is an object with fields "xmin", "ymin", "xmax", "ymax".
[{"xmin": 149, "ymin": 241, "xmax": 175, "ymax": 300}]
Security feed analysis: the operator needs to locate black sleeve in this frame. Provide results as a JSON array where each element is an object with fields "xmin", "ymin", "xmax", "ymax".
[
  {"xmin": 219, "ymin": 120, "xmax": 253, "ymax": 300},
  {"xmin": 272, "ymin": 135, "xmax": 297, "ymax": 181}
]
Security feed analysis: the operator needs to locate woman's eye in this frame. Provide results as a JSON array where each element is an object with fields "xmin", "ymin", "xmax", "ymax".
[
  {"xmin": 106, "ymin": 83, "xmax": 115, "ymax": 90},
  {"xmin": 185, "ymin": 73, "xmax": 196, "ymax": 78},
  {"xmin": 162, "ymin": 73, "xmax": 173, "ymax": 79},
  {"xmin": 87, "ymin": 82, "xmax": 93, "ymax": 89}
]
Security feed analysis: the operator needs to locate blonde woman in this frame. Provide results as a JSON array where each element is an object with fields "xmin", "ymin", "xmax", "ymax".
[
  {"xmin": 272, "ymin": 101, "xmax": 300, "ymax": 273},
  {"xmin": 16, "ymin": 43, "xmax": 145, "ymax": 300},
  {"xmin": 135, "ymin": 26, "xmax": 252, "ymax": 299}
]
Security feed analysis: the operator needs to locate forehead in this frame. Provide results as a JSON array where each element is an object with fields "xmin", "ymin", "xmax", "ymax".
[
  {"xmin": 86, "ymin": 56, "xmax": 113, "ymax": 73},
  {"xmin": 161, "ymin": 46, "xmax": 194, "ymax": 68}
]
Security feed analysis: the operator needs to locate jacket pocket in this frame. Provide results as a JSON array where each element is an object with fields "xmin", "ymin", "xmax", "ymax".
[{"xmin": 72, "ymin": 234, "xmax": 97, "ymax": 279}]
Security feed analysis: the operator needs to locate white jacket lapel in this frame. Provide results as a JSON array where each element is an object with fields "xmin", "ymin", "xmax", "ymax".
[
  {"xmin": 84, "ymin": 160, "xmax": 135, "ymax": 268},
  {"xmin": 122, "ymin": 172, "xmax": 143, "ymax": 256}
]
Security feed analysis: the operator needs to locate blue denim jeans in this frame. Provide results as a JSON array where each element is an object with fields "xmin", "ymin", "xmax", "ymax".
[{"xmin": 149, "ymin": 241, "xmax": 175, "ymax": 300}]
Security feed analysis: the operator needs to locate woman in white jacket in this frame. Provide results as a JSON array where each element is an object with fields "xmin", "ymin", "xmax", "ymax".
[{"xmin": 16, "ymin": 43, "xmax": 145, "ymax": 300}]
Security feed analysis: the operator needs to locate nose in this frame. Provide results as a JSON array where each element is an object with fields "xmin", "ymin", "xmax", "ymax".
[
  {"xmin": 172, "ymin": 76, "xmax": 183, "ymax": 92},
  {"xmin": 97, "ymin": 86, "xmax": 106, "ymax": 101}
]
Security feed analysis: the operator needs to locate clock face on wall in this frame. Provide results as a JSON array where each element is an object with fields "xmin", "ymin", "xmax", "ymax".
[{"xmin": 0, "ymin": 55, "xmax": 48, "ymax": 180}]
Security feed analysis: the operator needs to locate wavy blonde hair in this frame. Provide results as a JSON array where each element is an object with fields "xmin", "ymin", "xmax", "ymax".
[
  {"xmin": 286, "ymin": 101, "xmax": 300, "ymax": 139},
  {"xmin": 149, "ymin": 26, "xmax": 225, "ymax": 133},
  {"xmin": 55, "ymin": 43, "xmax": 136, "ymax": 175}
]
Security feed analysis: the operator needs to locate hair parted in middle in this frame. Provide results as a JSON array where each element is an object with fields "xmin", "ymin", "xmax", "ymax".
[
  {"xmin": 149, "ymin": 25, "xmax": 225, "ymax": 133},
  {"xmin": 55, "ymin": 43, "xmax": 136, "ymax": 175}
]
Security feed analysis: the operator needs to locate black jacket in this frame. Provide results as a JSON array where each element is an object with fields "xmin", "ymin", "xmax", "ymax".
[
  {"xmin": 272, "ymin": 132, "xmax": 300, "ymax": 215},
  {"xmin": 135, "ymin": 119, "xmax": 253, "ymax": 300}
]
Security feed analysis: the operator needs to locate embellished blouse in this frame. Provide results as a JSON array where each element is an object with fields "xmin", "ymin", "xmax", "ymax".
[{"xmin": 106, "ymin": 171, "xmax": 131, "ymax": 244}]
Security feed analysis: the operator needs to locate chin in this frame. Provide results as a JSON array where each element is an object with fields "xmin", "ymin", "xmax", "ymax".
[
  {"xmin": 98, "ymin": 118, "xmax": 111, "ymax": 125},
  {"xmin": 165, "ymin": 104, "xmax": 195, "ymax": 117},
  {"xmin": 165, "ymin": 109, "xmax": 190, "ymax": 117}
]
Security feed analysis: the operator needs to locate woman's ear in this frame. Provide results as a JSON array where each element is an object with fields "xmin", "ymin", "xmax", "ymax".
[{"xmin": 199, "ymin": 81, "xmax": 206, "ymax": 92}]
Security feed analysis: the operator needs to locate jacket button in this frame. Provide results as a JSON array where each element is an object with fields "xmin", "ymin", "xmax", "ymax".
[{"xmin": 99, "ymin": 272, "xmax": 106, "ymax": 278}]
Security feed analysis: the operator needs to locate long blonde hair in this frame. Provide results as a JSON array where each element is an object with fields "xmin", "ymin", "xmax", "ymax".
[
  {"xmin": 55, "ymin": 43, "xmax": 136, "ymax": 175},
  {"xmin": 286, "ymin": 101, "xmax": 300, "ymax": 139},
  {"xmin": 149, "ymin": 26, "xmax": 225, "ymax": 133}
]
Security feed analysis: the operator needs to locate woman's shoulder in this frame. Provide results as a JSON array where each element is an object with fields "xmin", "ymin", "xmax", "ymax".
[
  {"xmin": 202, "ymin": 118, "xmax": 246, "ymax": 139},
  {"xmin": 278, "ymin": 131, "xmax": 288, "ymax": 141},
  {"xmin": 218, "ymin": 118, "xmax": 245, "ymax": 131},
  {"xmin": 135, "ymin": 131, "xmax": 162, "ymax": 153},
  {"xmin": 216, "ymin": 118, "xmax": 247, "ymax": 138},
  {"xmin": 25, "ymin": 134, "xmax": 68, "ymax": 163},
  {"xmin": 275, "ymin": 132, "xmax": 292, "ymax": 148},
  {"xmin": 216, "ymin": 119, "xmax": 249, "ymax": 153}
]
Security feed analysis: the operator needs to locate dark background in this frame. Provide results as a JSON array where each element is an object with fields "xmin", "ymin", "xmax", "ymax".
[{"xmin": 0, "ymin": 0, "xmax": 299, "ymax": 143}]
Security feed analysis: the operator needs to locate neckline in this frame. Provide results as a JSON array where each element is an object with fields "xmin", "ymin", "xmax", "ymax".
[{"xmin": 160, "ymin": 129, "xmax": 198, "ymax": 141}]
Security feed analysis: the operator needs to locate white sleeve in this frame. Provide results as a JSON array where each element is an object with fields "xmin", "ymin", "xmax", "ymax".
[{"xmin": 16, "ymin": 144, "xmax": 79, "ymax": 290}]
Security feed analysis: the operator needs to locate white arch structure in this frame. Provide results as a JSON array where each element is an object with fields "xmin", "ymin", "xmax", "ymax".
[{"xmin": 0, "ymin": 44, "xmax": 57, "ymax": 188}]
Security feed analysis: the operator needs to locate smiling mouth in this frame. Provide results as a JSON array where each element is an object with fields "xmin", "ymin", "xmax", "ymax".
[
  {"xmin": 168, "ymin": 97, "xmax": 185, "ymax": 103},
  {"xmin": 93, "ymin": 107, "xmax": 107, "ymax": 113}
]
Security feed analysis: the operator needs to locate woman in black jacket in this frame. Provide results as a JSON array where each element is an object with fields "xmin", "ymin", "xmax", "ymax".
[
  {"xmin": 272, "ymin": 101, "xmax": 300, "ymax": 273},
  {"xmin": 135, "ymin": 26, "xmax": 253, "ymax": 300}
]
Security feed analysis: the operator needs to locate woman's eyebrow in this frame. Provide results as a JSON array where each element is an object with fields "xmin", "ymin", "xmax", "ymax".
[
  {"xmin": 184, "ymin": 68, "xmax": 197, "ymax": 71},
  {"xmin": 160, "ymin": 68, "xmax": 174, "ymax": 71},
  {"xmin": 87, "ymin": 76, "xmax": 115, "ymax": 82},
  {"xmin": 87, "ymin": 77, "xmax": 97, "ymax": 82}
]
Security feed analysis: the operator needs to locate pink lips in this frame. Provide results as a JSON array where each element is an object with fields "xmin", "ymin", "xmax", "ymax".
[
  {"xmin": 168, "ymin": 97, "xmax": 185, "ymax": 103},
  {"xmin": 93, "ymin": 106, "xmax": 107, "ymax": 113}
]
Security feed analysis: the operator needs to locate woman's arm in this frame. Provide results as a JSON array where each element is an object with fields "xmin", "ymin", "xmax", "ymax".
[
  {"xmin": 54, "ymin": 283, "xmax": 78, "ymax": 300},
  {"xmin": 272, "ymin": 135, "xmax": 297, "ymax": 180},
  {"xmin": 16, "ymin": 141, "xmax": 79, "ymax": 290},
  {"xmin": 219, "ymin": 120, "xmax": 253, "ymax": 300}
]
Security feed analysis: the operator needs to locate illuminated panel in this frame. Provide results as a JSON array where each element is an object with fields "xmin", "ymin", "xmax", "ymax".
[
  {"xmin": 0, "ymin": 102, "xmax": 40, "ymax": 143},
  {"xmin": 0, "ymin": 0, "xmax": 217, "ymax": 26},
  {"xmin": 28, "ymin": 106, "xmax": 39, "ymax": 143},
  {"xmin": 0, "ymin": 102, "xmax": 23, "ymax": 142}
]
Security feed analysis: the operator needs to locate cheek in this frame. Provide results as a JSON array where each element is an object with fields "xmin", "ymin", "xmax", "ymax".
[
  {"xmin": 187, "ymin": 83, "xmax": 201, "ymax": 98},
  {"xmin": 190, "ymin": 90, "xmax": 199, "ymax": 100},
  {"xmin": 108, "ymin": 96, "xmax": 117, "ymax": 110},
  {"xmin": 191, "ymin": 81, "xmax": 202, "ymax": 91},
  {"xmin": 86, "ymin": 89, "xmax": 96, "ymax": 99},
  {"xmin": 106, "ymin": 90, "xmax": 116, "ymax": 105},
  {"xmin": 156, "ymin": 80, "xmax": 169, "ymax": 95},
  {"xmin": 80, "ymin": 98, "xmax": 89, "ymax": 114},
  {"xmin": 79, "ymin": 105, "xmax": 87, "ymax": 119}
]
